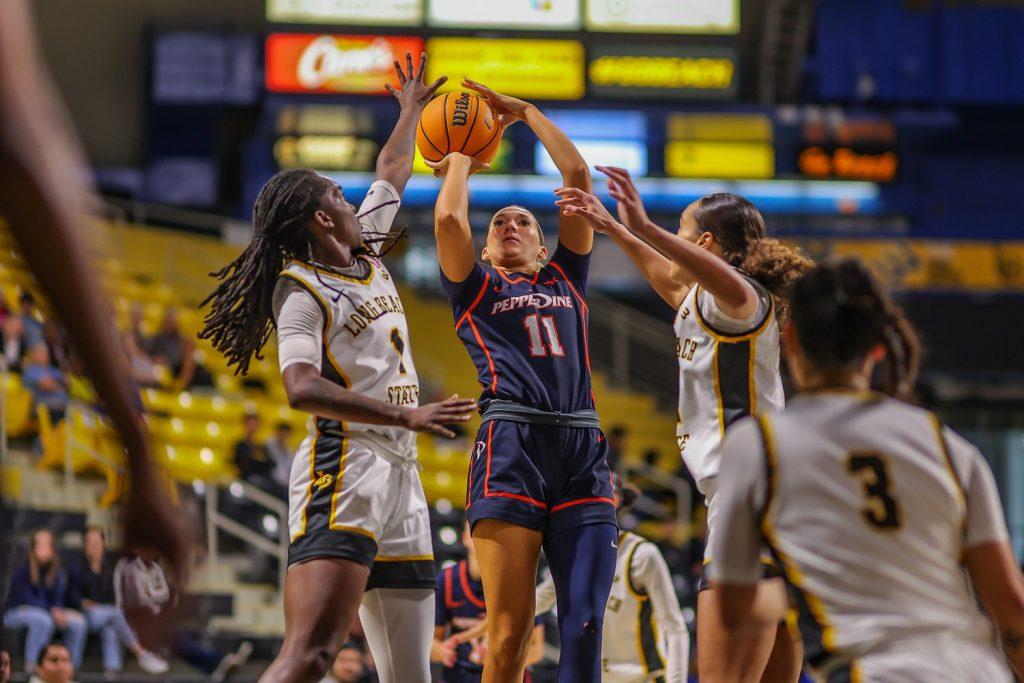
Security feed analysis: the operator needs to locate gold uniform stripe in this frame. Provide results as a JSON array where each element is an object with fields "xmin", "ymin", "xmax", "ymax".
[
  {"xmin": 712, "ymin": 340, "xmax": 725, "ymax": 438},
  {"xmin": 624, "ymin": 535, "xmax": 648, "ymax": 601},
  {"xmin": 277, "ymin": 270, "xmax": 353, "ymax": 387},
  {"xmin": 756, "ymin": 414, "xmax": 840, "ymax": 653},
  {"xmin": 748, "ymin": 337, "xmax": 758, "ymax": 415},
  {"xmin": 294, "ymin": 436, "xmax": 318, "ymax": 540},
  {"xmin": 375, "ymin": 554, "xmax": 435, "ymax": 563},
  {"xmin": 692, "ymin": 284, "xmax": 775, "ymax": 343},
  {"xmin": 286, "ymin": 257, "xmax": 375, "ymax": 285},
  {"xmin": 327, "ymin": 435, "xmax": 349, "ymax": 532}
]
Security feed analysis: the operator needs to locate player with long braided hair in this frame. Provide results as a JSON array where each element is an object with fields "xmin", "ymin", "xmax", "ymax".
[
  {"xmin": 712, "ymin": 258, "xmax": 1024, "ymax": 682},
  {"xmin": 200, "ymin": 54, "xmax": 475, "ymax": 683}
]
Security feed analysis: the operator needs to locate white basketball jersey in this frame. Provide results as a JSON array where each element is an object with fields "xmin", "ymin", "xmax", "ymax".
[
  {"xmin": 276, "ymin": 257, "xmax": 419, "ymax": 460},
  {"xmin": 752, "ymin": 393, "xmax": 1008, "ymax": 678},
  {"xmin": 601, "ymin": 532, "xmax": 669, "ymax": 682},
  {"xmin": 674, "ymin": 277, "xmax": 784, "ymax": 494}
]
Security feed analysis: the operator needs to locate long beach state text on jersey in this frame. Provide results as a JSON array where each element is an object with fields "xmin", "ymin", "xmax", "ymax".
[{"xmin": 441, "ymin": 243, "xmax": 596, "ymax": 414}]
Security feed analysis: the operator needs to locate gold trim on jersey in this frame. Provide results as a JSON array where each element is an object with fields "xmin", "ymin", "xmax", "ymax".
[
  {"xmin": 712, "ymin": 340, "xmax": 725, "ymax": 438},
  {"xmin": 327, "ymin": 436, "xmax": 349, "ymax": 533},
  {"xmin": 756, "ymin": 414, "xmax": 840, "ymax": 654},
  {"xmin": 331, "ymin": 525, "xmax": 377, "ymax": 541},
  {"xmin": 748, "ymin": 339, "xmax": 758, "ymax": 415},
  {"xmin": 375, "ymin": 554, "xmax": 435, "ymax": 562},
  {"xmin": 287, "ymin": 257, "xmax": 376, "ymax": 285},
  {"xmin": 930, "ymin": 412, "xmax": 968, "ymax": 560},
  {"xmin": 692, "ymin": 284, "xmax": 775, "ymax": 343},
  {"xmin": 296, "ymin": 436, "xmax": 319, "ymax": 539},
  {"xmin": 623, "ymin": 534, "xmax": 648, "ymax": 601}
]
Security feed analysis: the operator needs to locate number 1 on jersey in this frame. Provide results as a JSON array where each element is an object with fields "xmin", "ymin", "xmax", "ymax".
[{"xmin": 524, "ymin": 313, "xmax": 565, "ymax": 358}]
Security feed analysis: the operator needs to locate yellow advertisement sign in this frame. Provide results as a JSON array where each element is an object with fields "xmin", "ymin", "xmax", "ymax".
[
  {"xmin": 667, "ymin": 113, "xmax": 772, "ymax": 142},
  {"xmin": 426, "ymin": 37, "xmax": 585, "ymax": 100},
  {"xmin": 665, "ymin": 141, "xmax": 775, "ymax": 179},
  {"xmin": 795, "ymin": 239, "xmax": 1024, "ymax": 292},
  {"xmin": 588, "ymin": 49, "xmax": 736, "ymax": 98}
]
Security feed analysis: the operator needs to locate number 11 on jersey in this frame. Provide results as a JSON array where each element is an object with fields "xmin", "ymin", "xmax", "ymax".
[{"xmin": 524, "ymin": 313, "xmax": 565, "ymax": 358}]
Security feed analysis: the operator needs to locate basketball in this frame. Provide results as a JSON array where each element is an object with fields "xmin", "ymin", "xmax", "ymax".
[{"xmin": 416, "ymin": 91, "xmax": 503, "ymax": 164}]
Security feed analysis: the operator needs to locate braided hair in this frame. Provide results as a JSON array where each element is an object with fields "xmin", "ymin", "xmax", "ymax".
[{"xmin": 788, "ymin": 257, "xmax": 920, "ymax": 398}]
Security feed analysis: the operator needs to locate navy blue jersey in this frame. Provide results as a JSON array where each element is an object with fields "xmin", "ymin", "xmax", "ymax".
[
  {"xmin": 441, "ymin": 243, "xmax": 595, "ymax": 414},
  {"xmin": 435, "ymin": 560, "xmax": 541, "ymax": 681}
]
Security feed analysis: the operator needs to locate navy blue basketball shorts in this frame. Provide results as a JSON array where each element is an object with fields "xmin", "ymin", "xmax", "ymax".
[{"xmin": 465, "ymin": 419, "xmax": 617, "ymax": 537}]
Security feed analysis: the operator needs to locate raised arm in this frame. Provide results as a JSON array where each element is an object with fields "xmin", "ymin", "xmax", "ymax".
[
  {"xmin": 600, "ymin": 166, "xmax": 758, "ymax": 319},
  {"xmin": 376, "ymin": 52, "xmax": 447, "ymax": 194},
  {"xmin": 0, "ymin": 0, "xmax": 190, "ymax": 584},
  {"xmin": 555, "ymin": 187, "xmax": 686, "ymax": 308},
  {"xmin": 464, "ymin": 78, "xmax": 593, "ymax": 255},
  {"xmin": 430, "ymin": 153, "xmax": 487, "ymax": 282}
]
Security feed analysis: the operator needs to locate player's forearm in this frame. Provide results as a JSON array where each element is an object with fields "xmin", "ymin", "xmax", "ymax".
[
  {"xmin": 429, "ymin": 638, "xmax": 447, "ymax": 664},
  {"xmin": 0, "ymin": 94, "xmax": 151, "ymax": 473},
  {"xmin": 523, "ymin": 105, "xmax": 590, "ymax": 189},
  {"xmin": 375, "ymin": 107, "xmax": 420, "ymax": 194},
  {"xmin": 606, "ymin": 224, "xmax": 684, "ymax": 308},
  {"xmin": 286, "ymin": 373, "xmax": 409, "ymax": 428},
  {"xmin": 633, "ymin": 219, "xmax": 752, "ymax": 311}
]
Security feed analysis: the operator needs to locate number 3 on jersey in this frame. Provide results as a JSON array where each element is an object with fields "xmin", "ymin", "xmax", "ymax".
[
  {"xmin": 524, "ymin": 313, "xmax": 565, "ymax": 358},
  {"xmin": 847, "ymin": 452, "xmax": 902, "ymax": 530}
]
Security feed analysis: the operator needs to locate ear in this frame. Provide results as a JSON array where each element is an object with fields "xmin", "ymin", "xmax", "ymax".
[
  {"xmin": 697, "ymin": 231, "xmax": 715, "ymax": 249},
  {"xmin": 312, "ymin": 209, "xmax": 334, "ymax": 232},
  {"xmin": 481, "ymin": 245, "xmax": 490, "ymax": 261},
  {"xmin": 537, "ymin": 244, "xmax": 549, "ymax": 262}
]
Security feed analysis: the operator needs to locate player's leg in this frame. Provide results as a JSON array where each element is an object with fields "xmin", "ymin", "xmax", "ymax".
[
  {"xmin": 359, "ymin": 588, "xmax": 434, "ymax": 682},
  {"xmin": 473, "ymin": 519, "xmax": 544, "ymax": 682},
  {"xmin": 761, "ymin": 619, "xmax": 803, "ymax": 683},
  {"xmin": 543, "ymin": 426, "xmax": 619, "ymax": 683},
  {"xmin": 543, "ymin": 522, "xmax": 618, "ymax": 683},
  {"xmin": 357, "ymin": 463, "xmax": 437, "ymax": 683},
  {"xmin": 260, "ymin": 558, "xmax": 368, "ymax": 682},
  {"xmin": 697, "ymin": 577, "xmax": 790, "ymax": 683},
  {"xmin": 261, "ymin": 435, "xmax": 380, "ymax": 682}
]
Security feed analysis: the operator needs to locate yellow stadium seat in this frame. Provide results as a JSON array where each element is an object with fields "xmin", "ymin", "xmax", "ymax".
[{"xmin": 3, "ymin": 372, "xmax": 35, "ymax": 438}]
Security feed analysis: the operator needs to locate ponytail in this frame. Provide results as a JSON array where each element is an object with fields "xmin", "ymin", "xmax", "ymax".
[{"xmin": 789, "ymin": 258, "xmax": 920, "ymax": 398}]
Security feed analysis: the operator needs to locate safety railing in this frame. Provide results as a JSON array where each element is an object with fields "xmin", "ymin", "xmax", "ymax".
[
  {"xmin": 205, "ymin": 480, "xmax": 290, "ymax": 590},
  {"xmin": 625, "ymin": 462, "xmax": 693, "ymax": 536}
]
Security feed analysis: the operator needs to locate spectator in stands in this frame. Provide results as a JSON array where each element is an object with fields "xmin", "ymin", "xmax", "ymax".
[
  {"xmin": 127, "ymin": 303, "xmax": 147, "ymax": 350},
  {"xmin": 70, "ymin": 527, "xmax": 168, "ymax": 676},
  {"xmin": 28, "ymin": 642, "xmax": 75, "ymax": 683},
  {"xmin": 18, "ymin": 292, "xmax": 44, "ymax": 348},
  {"xmin": 1, "ymin": 315, "xmax": 25, "ymax": 372},
  {"xmin": 21, "ymin": 344, "xmax": 68, "ymax": 423},
  {"xmin": 147, "ymin": 308, "xmax": 212, "ymax": 390},
  {"xmin": 3, "ymin": 530, "xmax": 86, "ymax": 671},
  {"xmin": 121, "ymin": 331, "xmax": 160, "ymax": 388},
  {"xmin": 233, "ymin": 413, "xmax": 273, "ymax": 486},
  {"xmin": 0, "ymin": 646, "xmax": 10, "ymax": 683},
  {"xmin": 115, "ymin": 548, "xmax": 252, "ymax": 681},
  {"xmin": 606, "ymin": 424, "xmax": 628, "ymax": 476},
  {"xmin": 264, "ymin": 421, "xmax": 294, "ymax": 495},
  {"xmin": 320, "ymin": 642, "xmax": 372, "ymax": 683}
]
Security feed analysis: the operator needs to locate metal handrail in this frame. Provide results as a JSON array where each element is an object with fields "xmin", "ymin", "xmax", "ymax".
[
  {"xmin": 625, "ymin": 462, "xmax": 693, "ymax": 534},
  {"xmin": 205, "ymin": 480, "xmax": 289, "ymax": 590}
]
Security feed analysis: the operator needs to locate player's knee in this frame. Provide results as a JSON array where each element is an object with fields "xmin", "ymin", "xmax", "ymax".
[
  {"xmin": 273, "ymin": 643, "xmax": 335, "ymax": 680},
  {"xmin": 489, "ymin": 623, "xmax": 532, "ymax": 666},
  {"xmin": 561, "ymin": 609, "xmax": 603, "ymax": 645}
]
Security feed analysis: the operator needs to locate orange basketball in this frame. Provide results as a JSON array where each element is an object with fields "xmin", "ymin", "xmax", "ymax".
[{"xmin": 416, "ymin": 91, "xmax": 503, "ymax": 164}]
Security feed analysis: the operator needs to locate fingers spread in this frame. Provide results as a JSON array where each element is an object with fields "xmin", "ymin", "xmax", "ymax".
[
  {"xmin": 417, "ymin": 51, "xmax": 426, "ymax": 81},
  {"xmin": 427, "ymin": 76, "xmax": 448, "ymax": 97},
  {"xmin": 394, "ymin": 60, "xmax": 407, "ymax": 85}
]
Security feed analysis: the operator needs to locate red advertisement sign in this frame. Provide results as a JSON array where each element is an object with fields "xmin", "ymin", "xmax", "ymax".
[{"xmin": 266, "ymin": 34, "xmax": 425, "ymax": 94}]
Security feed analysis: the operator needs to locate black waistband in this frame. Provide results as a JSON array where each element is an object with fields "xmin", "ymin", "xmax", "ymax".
[{"xmin": 481, "ymin": 399, "xmax": 601, "ymax": 429}]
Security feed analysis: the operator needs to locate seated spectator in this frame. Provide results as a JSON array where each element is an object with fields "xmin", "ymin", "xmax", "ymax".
[
  {"xmin": 18, "ymin": 292, "xmax": 44, "ymax": 348},
  {"xmin": 2, "ymin": 316, "xmax": 25, "ymax": 372},
  {"xmin": 70, "ymin": 527, "xmax": 168, "ymax": 676},
  {"xmin": 115, "ymin": 549, "xmax": 251, "ymax": 681},
  {"xmin": 21, "ymin": 345, "xmax": 68, "ymax": 423},
  {"xmin": 28, "ymin": 642, "xmax": 75, "ymax": 683},
  {"xmin": 127, "ymin": 303, "xmax": 147, "ymax": 351},
  {"xmin": 264, "ymin": 421, "xmax": 294, "ymax": 495},
  {"xmin": 233, "ymin": 413, "xmax": 273, "ymax": 486},
  {"xmin": 146, "ymin": 308, "xmax": 212, "ymax": 390},
  {"xmin": 3, "ymin": 530, "xmax": 86, "ymax": 671},
  {"xmin": 320, "ymin": 642, "xmax": 372, "ymax": 683},
  {"xmin": 121, "ymin": 331, "xmax": 160, "ymax": 388}
]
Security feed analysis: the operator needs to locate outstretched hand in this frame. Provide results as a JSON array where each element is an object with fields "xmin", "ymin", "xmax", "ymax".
[
  {"xmin": 553, "ymin": 187, "xmax": 621, "ymax": 235},
  {"xmin": 597, "ymin": 165, "xmax": 651, "ymax": 233},
  {"xmin": 386, "ymin": 51, "xmax": 447, "ymax": 110},
  {"xmin": 461, "ymin": 78, "xmax": 530, "ymax": 129},
  {"xmin": 425, "ymin": 153, "xmax": 489, "ymax": 178},
  {"xmin": 402, "ymin": 394, "xmax": 477, "ymax": 439}
]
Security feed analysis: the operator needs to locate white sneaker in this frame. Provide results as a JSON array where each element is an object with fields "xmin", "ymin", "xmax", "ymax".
[{"xmin": 137, "ymin": 649, "xmax": 170, "ymax": 675}]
